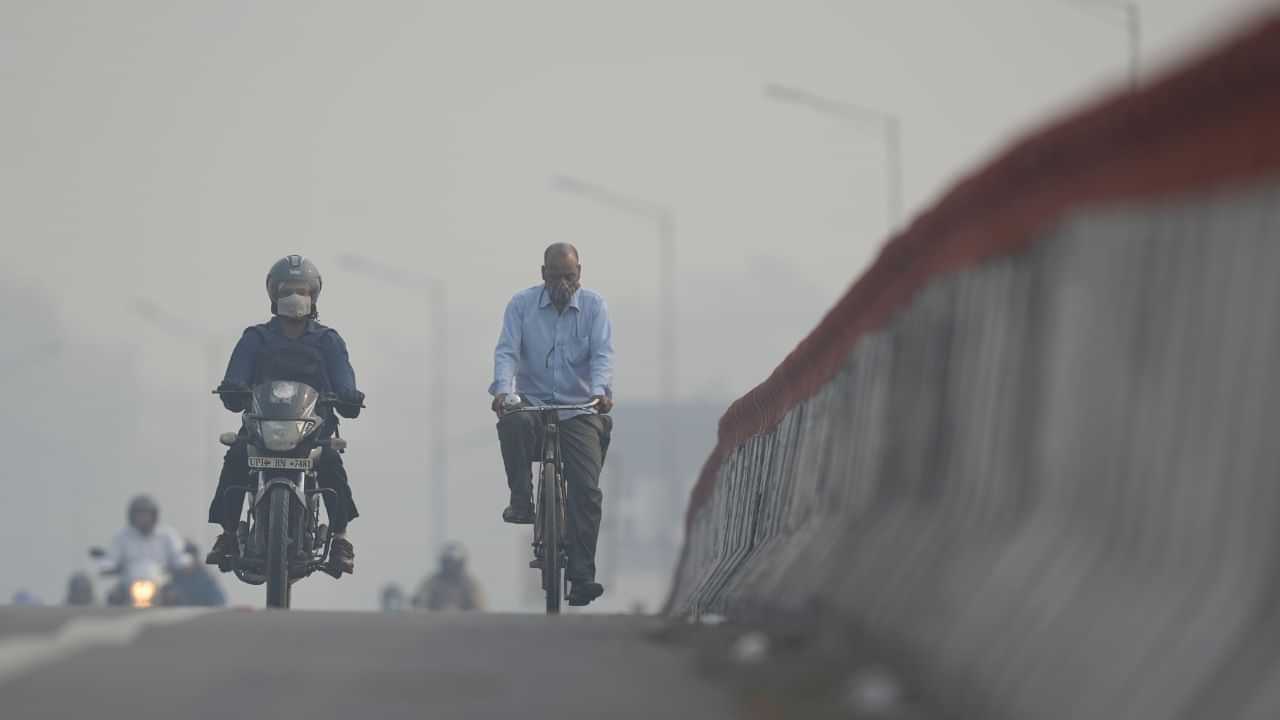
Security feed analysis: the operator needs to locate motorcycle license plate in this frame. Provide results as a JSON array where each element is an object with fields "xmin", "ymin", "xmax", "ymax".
[{"xmin": 248, "ymin": 456, "xmax": 312, "ymax": 470}]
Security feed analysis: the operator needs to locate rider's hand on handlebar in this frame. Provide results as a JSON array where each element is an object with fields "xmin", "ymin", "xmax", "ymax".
[
  {"xmin": 216, "ymin": 381, "xmax": 252, "ymax": 412},
  {"xmin": 591, "ymin": 395, "xmax": 613, "ymax": 414}
]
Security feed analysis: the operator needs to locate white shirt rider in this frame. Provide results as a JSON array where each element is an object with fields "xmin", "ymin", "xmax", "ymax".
[
  {"xmin": 99, "ymin": 525, "xmax": 192, "ymax": 575},
  {"xmin": 98, "ymin": 496, "xmax": 193, "ymax": 576}
]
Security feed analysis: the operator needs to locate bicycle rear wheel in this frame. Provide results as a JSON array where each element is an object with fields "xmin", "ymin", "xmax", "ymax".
[{"xmin": 542, "ymin": 462, "xmax": 562, "ymax": 615}]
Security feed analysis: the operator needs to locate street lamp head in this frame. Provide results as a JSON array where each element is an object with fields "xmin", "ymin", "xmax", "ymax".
[
  {"xmin": 336, "ymin": 254, "xmax": 370, "ymax": 272},
  {"xmin": 763, "ymin": 82, "xmax": 802, "ymax": 104},
  {"xmin": 550, "ymin": 175, "xmax": 590, "ymax": 195}
]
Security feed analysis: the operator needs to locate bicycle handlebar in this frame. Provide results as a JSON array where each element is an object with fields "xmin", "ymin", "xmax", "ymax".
[{"xmin": 503, "ymin": 399, "xmax": 600, "ymax": 414}]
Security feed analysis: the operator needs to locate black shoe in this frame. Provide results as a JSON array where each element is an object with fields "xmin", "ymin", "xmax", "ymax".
[
  {"xmin": 328, "ymin": 536, "xmax": 355, "ymax": 575},
  {"xmin": 503, "ymin": 502, "xmax": 534, "ymax": 525},
  {"xmin": 567, "ymin": 581, "xmax": 604, "ymax": 607},
  {"xmin": 206, "ymin": 532, "xmax": 237, "ymax": 570}
]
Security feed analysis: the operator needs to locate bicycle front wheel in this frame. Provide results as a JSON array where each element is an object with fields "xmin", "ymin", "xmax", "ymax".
[{"xmin": 542, "ymin": 463, "xmax": 562, "ymax": 615}]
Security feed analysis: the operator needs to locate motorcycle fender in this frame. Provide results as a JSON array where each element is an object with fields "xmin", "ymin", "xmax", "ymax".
[{"xmin": 255, "ymin": 476, "xmax": 307, "ymax": 511}]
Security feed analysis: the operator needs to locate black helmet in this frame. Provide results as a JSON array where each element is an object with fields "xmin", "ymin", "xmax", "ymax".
[
  {"xmin": 440, "ymin": 542, "xmax": 467, "ymax": 574},
  {"xmin": 127, "ymin": 494, "xmax": 159, "ymax": 524},
  {"xmin": 266, "ymin": 255, "xmax": 322, "ymax": 318}
]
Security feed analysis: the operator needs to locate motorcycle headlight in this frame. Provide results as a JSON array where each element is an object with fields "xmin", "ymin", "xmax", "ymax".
[
  {"xmin": 130, "ymin": 580, "xmax": 157, "ymax": 608},
  {"xmin": 261, "ymin": 420, "xmax": 309, "ymax": 451}
]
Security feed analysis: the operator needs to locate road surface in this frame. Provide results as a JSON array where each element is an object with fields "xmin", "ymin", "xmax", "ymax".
[{"xmin": 0, "ymin": 607, "xmax": 740, "ymax": 720}]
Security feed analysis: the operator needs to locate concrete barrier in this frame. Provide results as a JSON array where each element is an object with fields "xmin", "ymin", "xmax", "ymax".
[{"xmin": 667, "ymin": 16, "xmax": 1280, "ymax": 720}]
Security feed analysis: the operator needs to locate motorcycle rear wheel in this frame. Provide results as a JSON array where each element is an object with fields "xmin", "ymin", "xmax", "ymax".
[{"xmin": 265, "ymin": 487, "xmax": 291, "ymax": 609}]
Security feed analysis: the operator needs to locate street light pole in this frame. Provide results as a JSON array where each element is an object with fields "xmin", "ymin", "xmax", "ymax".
[
  {"xmin": 658, "ymin": 211, "xmax": 676, "ymax": 425},
  {"xmin": 763, "ymin": 83, "xmax": 904, "ymax": 232},
  {"xmin": 1124, "ymin": 2, "xmax": 1142, "ymax": 89},
  {"xmin": 1061, "ymin": 0, "xmax": 1142, "ymax": 89},
  {"xmin": 429, "ymin": 281, "xmax": 449, "ymax": 555},
  {"xmin": 337, "ymin": 254, "xmax": 450, "ymax": 554},
  {"xmin": 550, "ymin": 175, "xmax": 681, "ymax": 550}
]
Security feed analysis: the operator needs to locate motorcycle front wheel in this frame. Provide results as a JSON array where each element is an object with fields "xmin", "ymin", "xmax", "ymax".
[{"xmin": 265, "ymin": 486, "xmax": 291, "ymax": 609}]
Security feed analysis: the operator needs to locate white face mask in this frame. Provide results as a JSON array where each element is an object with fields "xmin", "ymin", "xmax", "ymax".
[{"xmin": 276, "ymin": 293, "xmax": 312, "ymax": 319}]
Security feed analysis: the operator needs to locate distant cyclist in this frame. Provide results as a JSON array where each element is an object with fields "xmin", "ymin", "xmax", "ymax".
[{"xmin": 490, "ymin": 243, "xmax": 614, "ymax": 607}]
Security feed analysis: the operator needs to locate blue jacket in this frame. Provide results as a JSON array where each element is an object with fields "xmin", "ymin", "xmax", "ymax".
[{"xmin": 221, "ymin": 317, "xmax": 363, "ymax": 416}]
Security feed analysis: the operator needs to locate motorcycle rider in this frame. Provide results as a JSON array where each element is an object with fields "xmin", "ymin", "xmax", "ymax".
[
  {"xmin": 97, "ymin": 495, "xmax": 192, "ymax": 605},
  {"xmin": 380, "ymin": 583, "xmax": 407, "ymax": 612},
  {"xmin": 205, "ymin": 255, "xmax": 365, "ymax": 575},
  {"xmin": 65, "ymin": 572, "xmax": 95, "ymax": 606},
  {"xmin": 411, "ymin": 542, "xmax": 485, "ymax": 611}
]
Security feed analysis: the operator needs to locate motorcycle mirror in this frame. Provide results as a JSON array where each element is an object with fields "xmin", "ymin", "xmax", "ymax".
[
  {"xmin": 219, "ymin": 432, "xmax": 238, "ymax": 446},
  {"xmin": 88, "ymin": 547, "xmax": 106, "ymax": 559}
]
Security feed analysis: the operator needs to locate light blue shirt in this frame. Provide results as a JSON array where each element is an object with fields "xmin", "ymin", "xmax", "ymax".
[{"xmin": 490, "ymin": 285, "xmax": 615, "ymax": 417}]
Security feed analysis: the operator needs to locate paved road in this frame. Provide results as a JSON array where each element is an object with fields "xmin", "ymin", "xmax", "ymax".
[{"xmin": 0, "ymin": 607, "xmax": 739, "ymax": 720}]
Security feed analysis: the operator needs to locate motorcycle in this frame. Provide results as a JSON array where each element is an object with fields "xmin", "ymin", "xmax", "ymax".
[
  {"xmin": 214, "ymin": 380, "xmax": 359, "ymax": 609},
  {"xmin": 89, "ymin": 549, "xmax": 172, "ymax": 609}
]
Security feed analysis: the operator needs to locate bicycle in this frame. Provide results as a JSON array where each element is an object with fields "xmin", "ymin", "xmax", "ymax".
[{"xmin": 502, "ymin": 398, "xmax": 599, "ymax": 615}]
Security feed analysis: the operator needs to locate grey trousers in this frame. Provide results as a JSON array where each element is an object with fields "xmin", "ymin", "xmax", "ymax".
[{"xmin": 498, "ymin": 412, "xmax": 612, "ymax": 582}]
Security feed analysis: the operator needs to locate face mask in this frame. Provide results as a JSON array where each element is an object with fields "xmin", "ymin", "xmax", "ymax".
[{"xmin": 276, "ymin": 293, "xmax": 312, "ymax": 319}]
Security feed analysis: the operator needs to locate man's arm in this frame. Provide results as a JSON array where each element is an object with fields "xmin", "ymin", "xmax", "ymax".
[
  {"xmin": 96, "ymin": 531, "xmax": 126, "ymax": 574},
  {"xmin": 489, "ymin": 295, "xmax": 524, "ymax": 404},
  {"xmin": 218, "ymin": 329, "xmax": 262, "ymax": 412},
  {"xmin": 323, "ymin": 331, "xmax": 364, "ymax": 417},
  {"xmin": 588, "ymin": 297, "xmax": 615, "ymax": 412}
]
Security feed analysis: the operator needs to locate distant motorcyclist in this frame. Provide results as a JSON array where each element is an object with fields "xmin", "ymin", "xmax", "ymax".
[
  {"xmin": 380, "ymin": 583, "xmax": 406, "ymax": 612},
  {"xmin": 97, "ymin": 495, "xmax": 192, "ymax": 605},
  {"xmin": 412, "ymin": 542, "xmax": 485, "ymax": 611},
  {"xmin": 166, "ymin": 541, "xmax": 227, "ymax": 607},
  {"xmin": 205, "ymin": 255, "xmax": 365, "ymax": 575},
  {"xmin": 65, "ymin": 572, "xmax": 95, "ymax": 606}
]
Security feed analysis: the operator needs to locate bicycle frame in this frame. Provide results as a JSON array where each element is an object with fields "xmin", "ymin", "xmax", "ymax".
[{"xmin": 504, "ymin": 399, "xmax": 598, "ymax": 614}]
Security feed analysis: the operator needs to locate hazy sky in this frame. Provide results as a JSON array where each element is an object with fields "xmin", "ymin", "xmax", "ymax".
[{"xmin": 2, "ymin": 0, "xmax": 1274, "ymax": 610}]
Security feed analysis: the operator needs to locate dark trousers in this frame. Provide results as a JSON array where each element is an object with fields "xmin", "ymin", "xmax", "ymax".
[
  {"xmin": 498, "ymin": 412, "xmax": 612, "ymax": 583},
  {"xmin": 209, "ymin": 441, "xmax": 359, "ymax": 533}
]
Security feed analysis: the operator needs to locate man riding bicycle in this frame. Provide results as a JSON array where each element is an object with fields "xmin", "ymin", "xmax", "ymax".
[{"xmin": 490, "ymin": 243, "xmax": 614, "ymax": 607}]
